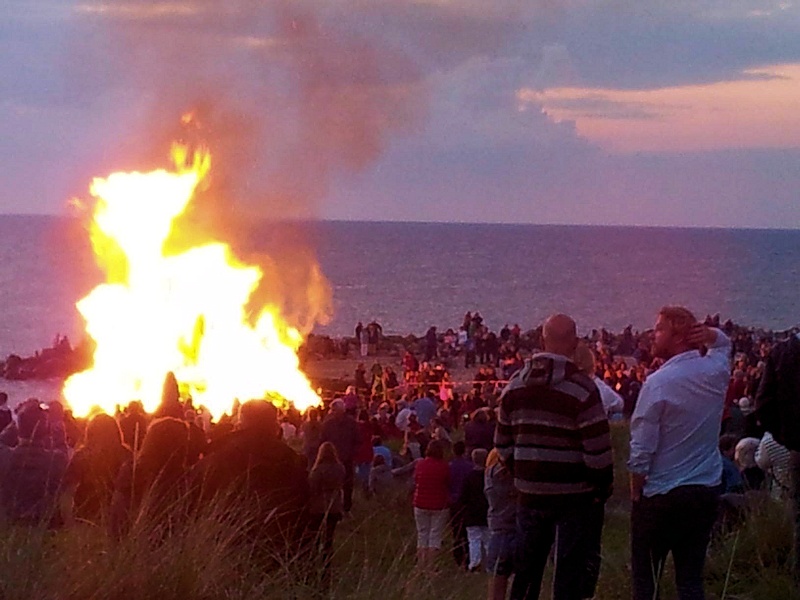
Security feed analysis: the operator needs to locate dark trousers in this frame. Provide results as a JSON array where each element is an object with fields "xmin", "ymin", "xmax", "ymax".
[
  {"xmin": 791, "ymin": 451, "xmax": 800, "ymax": 583},
  {"xmin": 581, "ymin": 502, "xmax": 605, "ymax": 599},
  {"xmin": 450, "ymin": 507, "xmax": 468, "ymax": 568},
  {"xmin": 510, "ymin": 502, "xmax": 599, "ymax": 600},
  {"xmin": 343, "ymin": 461, "xmax": 354, "ymax": 513},
  {"xmin": 309, "ymin": 513, "xmax": 341, "ymax": 589},
  {"xmin": 631, "ymin": 485, "xmax": 719, "ymax": 600}
]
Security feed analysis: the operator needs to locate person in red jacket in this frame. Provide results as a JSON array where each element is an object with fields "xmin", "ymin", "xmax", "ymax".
[{"xmin": 412, "ymin": 439, "xmax": 450, "ymax": 572}]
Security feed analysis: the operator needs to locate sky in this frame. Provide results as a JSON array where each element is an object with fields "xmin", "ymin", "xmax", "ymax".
[{"xmin": 2, "ymin": 0, "xmax": 800, "ymax": 228}]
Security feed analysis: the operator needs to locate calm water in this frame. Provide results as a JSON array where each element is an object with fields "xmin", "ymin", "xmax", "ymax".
[{"xmin": 0, "ymin": 216, "xmax": 798, "ymax": 402}]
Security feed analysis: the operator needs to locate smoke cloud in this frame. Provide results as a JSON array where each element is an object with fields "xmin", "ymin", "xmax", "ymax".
[{"xmin": 68, "ymin": 0, "xmax": 427, "ymax": 331}]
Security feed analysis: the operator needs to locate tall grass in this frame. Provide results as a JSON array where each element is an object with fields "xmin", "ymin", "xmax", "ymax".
[{"xmin": 1, "ymin": 424, "xmax": 799, "ymax": 599}]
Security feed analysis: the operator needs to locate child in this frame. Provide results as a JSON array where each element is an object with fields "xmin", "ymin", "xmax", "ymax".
[
  {"xmin": 368, "ymin": 453, "xmax": 393, "ymax": 497},
  {"xmin": 484, "ymin": 448, "xmax": 516, "ymax": 600},
  {"xmin": 308, "ymin": 442, "xmax": 346, "ymax": 588},
  {"xmin": 459, "ymin": 448, "xmax": 489, "ymax": 572}
]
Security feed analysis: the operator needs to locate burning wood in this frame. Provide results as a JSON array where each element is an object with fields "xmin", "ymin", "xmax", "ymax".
[{"xmin": 63, "ymin": 143, "xmax": 321, "ymax": 419}]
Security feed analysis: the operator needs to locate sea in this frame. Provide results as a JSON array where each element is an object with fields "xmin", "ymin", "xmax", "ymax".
[{"xmin": 0, "ymin": 216, "xmax": 798, "ymax": 404}]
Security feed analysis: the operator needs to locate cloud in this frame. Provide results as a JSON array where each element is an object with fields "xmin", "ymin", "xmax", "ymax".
[{"xmin": 2, "ymin": 0, "xmax": 800, "ymax": 232}]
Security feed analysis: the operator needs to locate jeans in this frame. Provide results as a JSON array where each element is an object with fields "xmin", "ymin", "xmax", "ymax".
[
  {"xmin": 466, "ymin": 525, "xmax": 490, "ymax": 569},
  {"xmin": 355, "ymin": 462, "xmax": 371, "ymax": 493},
  {"xmin": 510, "ymin": 501, "xmax": 600, "ymax": 600},
  {"xmin": 630, "ymin": 485, "xmax": 719, "ymax": 600}
]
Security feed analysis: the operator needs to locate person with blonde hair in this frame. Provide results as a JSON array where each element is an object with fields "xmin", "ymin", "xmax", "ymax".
[
  {"xmin": 573, "ymin": 344, "xmax": 624, "ymax": 418},
  {"xmin": 308, "ymin": 441, "xmax": 345, "ymax": 587}
]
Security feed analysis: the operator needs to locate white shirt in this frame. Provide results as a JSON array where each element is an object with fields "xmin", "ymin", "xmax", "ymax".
[
  {"xmin": 593, "ymin": 376, "xmax": 624, "ymax": 417},
  {"xmin": 628, "ymin": 329, "xmax": 731, "ymax": 497}
]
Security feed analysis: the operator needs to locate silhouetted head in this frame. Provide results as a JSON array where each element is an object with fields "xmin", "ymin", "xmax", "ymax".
[
  {"xmin": 17, "ymin": 404, "xmax": 49, "ymax": 444},
  {"xmin": 85, "ymin": 413, "xmax": 124, "ymax": 451},
  {"xmin": 471, "ymin": 448, "xmax": 488, "ymax": 468},
  {"xmin": 453, "ymin": 441, "xmax": 466, "ymax": 457},
  {"xmin": 543, "ymin": 314, "xmax": 578, "ymax": 358},
  {"xmin": 425, "ymin": 440, "xmax": 445, "ymax": 459},
  {"xmin": 238, "ymin": 400, "xmax": 280, "ymax": 437}
]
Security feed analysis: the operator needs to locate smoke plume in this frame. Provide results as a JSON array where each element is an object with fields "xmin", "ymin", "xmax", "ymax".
[{"xmin": 69, "ymin": 0, "xmax": 426, "ymax": 331}]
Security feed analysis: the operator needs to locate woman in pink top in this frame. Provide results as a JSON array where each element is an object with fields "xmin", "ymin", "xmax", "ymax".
[{"xmin": 412, "ymin": 440, "xmax": 450, "ymax": 572}]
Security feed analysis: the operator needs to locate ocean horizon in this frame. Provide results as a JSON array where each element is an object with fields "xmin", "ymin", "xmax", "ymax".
[{"xmin": 0, "ymin": 215, "xmax": 798, "ymax": 351}]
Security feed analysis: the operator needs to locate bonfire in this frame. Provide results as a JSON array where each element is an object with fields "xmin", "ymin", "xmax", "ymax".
[{"xmin": 63, "ymin": 144, "xmax": 320, "ymax": 420}]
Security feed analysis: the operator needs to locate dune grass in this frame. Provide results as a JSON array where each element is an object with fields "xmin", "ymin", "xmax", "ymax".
[{"xmin": 0, "ymin": 424, "xmax": 798, "ymax": 599}]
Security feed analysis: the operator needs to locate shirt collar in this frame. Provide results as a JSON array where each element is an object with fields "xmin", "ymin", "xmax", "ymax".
[{"xmin": 660, "ymin": 348, "xmax": 702, "ymax": 370}]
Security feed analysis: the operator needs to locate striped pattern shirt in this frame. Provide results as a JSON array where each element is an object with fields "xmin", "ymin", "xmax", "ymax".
[{"xmin": 494, "ymin": 352, "xmax": 613, "ymax": 509}]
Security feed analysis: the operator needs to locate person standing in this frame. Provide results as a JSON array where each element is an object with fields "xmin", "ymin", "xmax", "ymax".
[
  {"xmin": 308, "ymin": 442, "xmax": 346, "ymax": 589},
  {"xmin": 460, "ymin": 448, "xmax": 490, "ymax": 572},
  {"xmin": 485, "ymin": 448, "xmax": 517, "ymax": 600},
  {"xmin": 0, "ymin": 403, "xmax": 68, "ymax": 526},
  {"xmin": 629, "ymin": 307, "xmax": 730, "ymax": 600},
  {"xmin": 449, "ymin": 441, "xmax": 473, "ymax": 569},
  {"xmin": 495, "ymin": 314, "xmax": 613, "ymax": 600},
  {"xmin": 755, "ymin": 329, "xmax": 800, "ymax": 581},
  {"xmin": 412, "ymin": 440, "xmax": 450, "ymax": 573},
  {"xmin": 321, "ymin": 399, "xmax": 359, "ymax": 514},
  {"xmin": 0, "ymin": 392, "xmax": 12, "ymax": 434}
]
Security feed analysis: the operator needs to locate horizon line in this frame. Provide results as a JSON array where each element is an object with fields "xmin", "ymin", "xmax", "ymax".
[{"xmin": 2, "ymin": 212, "xmax": 799, "ymax": 233}]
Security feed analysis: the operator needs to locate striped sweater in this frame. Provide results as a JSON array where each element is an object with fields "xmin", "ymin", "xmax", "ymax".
[{"xmin": 494, "ymin": 352, "xmax": 613, "ymax": 510}]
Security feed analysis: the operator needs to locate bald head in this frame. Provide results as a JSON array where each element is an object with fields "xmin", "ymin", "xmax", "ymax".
[{"xmin": 543, "ymin": 314, "xmax": 578, "ymax": 357}]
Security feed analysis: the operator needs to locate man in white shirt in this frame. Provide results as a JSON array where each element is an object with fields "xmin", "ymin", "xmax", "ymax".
[{"xmin": 628, "ymin": 306, "xmax": 730, "ymax": 600}]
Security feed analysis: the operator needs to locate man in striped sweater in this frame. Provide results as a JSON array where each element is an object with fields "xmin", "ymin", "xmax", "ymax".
[{"xmin": 495, "ymin": 314, "xmax": 613, "ymax": 600}]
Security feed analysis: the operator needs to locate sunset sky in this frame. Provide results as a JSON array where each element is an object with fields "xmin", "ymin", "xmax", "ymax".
[{"xmin": 2, "ymin": 0, "xmax": 799, "ymax": 228}]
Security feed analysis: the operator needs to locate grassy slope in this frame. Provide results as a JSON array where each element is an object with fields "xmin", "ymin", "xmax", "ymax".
[{"xmin": 1, "ymin": 424, "xmax": 798, "ymax": 600}]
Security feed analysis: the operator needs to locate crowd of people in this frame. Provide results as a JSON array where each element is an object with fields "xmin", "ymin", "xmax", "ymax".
[{"xmin": 0, "ymin": 307, "xmax": 799, "ymax": 599}]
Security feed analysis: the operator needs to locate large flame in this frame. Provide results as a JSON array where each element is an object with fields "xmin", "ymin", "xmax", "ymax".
[{"xmin": 63, "ymin": 145, "xmax": 321, "ymax": 419}]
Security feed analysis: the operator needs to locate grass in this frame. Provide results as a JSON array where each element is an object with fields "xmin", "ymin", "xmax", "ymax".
[{"xmin": 1, "ymin": 423, "xmax": 799, "ymax": 599}]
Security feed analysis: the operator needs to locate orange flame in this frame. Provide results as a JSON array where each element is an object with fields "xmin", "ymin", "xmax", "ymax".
[{"xmin": 63, "ymin": 144, "xmax": 321, "ymax": 419}]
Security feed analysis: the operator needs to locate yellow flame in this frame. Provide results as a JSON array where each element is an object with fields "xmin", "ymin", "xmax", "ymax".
[{"xmin": 63, "ymin": 145, "xmax": 320, "ymax": 420}]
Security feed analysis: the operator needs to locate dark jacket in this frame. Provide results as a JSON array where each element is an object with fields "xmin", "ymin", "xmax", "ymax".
[
  {"xmin": 755, "ymin": 335, "xmax": 800, "ymax": 451},
  {"xmin": 0, "ymin": 443, "xmax": 67, "ymax": 525},
  {"xmin": 308, "ymin": 462, "xmax": 345, "ymax": 515},
  {"xmin": 459, "ymin": 468, "xmax": 489, "ymax": 527},
  {"xmin": 190, "ymin": 428, "xmax": 310, "ymax": 549},
  {"xmin": 320, "ymin": 414, "xmax": 359, "ymax": 463}
]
